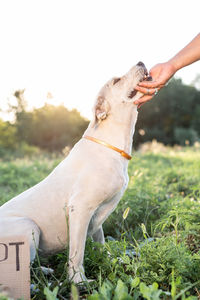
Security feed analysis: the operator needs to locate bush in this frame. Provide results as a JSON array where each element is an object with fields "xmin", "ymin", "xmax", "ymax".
[
  {"xmin": 174, "ymin": 127, "xmax": 199, "ymax": 145},
  {"xmin": 0, "ymin": 142, "xmax": 42, "ymax": 159},
  {"xmin": 0, "ymin": 119, "xmax": 17, "ymax": 150}
]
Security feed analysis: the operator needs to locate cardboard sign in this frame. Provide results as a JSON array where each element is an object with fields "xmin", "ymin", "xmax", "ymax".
[{"xmin": 0, "ymin": 236, "xmax": 30, "ymax": 300}]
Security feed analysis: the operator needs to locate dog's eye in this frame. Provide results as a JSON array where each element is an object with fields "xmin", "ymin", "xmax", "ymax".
[{"xmin": 112, "ymin": 78, "xmax": 121, "ymax": 85}]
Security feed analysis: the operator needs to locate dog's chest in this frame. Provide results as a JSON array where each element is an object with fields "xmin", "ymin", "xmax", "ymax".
[{"xmin": 88, "ymin": 174, "xmax": 128, "ymax": 236}]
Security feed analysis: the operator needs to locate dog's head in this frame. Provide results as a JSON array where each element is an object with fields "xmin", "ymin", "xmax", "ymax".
[{"xmin": 93, "ymin": 62, "xmax": 150, "ymax": 125}]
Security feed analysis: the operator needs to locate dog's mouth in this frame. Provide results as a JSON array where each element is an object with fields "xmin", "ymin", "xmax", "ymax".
[{"xmin": 127, "ymin": 73, "xmax": 152, "ymax": 99}]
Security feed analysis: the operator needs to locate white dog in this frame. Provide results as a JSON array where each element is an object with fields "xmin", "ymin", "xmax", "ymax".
[{"xmin": 0, "ymin": 62, "xmax": 148, "ymax": 283}]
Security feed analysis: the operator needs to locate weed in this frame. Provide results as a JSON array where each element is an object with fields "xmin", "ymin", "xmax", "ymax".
[{"xmin": 0, "ymin": 146, "xmax": 200, "ymax": 299}]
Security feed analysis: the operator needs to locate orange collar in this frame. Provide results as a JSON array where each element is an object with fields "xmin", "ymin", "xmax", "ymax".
[{"xmin": 83, "ymin": 135, "xmax": 132, "ymax": 160}]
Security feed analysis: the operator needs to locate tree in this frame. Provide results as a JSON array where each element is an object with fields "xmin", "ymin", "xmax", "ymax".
[
  {"xmin": 14, "ymin": 103, "xmax": 89, "ymax": 151},
  {"xmin": 0, "ymin": 119, "xmax": 17, "ymax": 150},
  {"xmin": 134, "ymin": 78, "xmax": 200, "ymax": 147}
]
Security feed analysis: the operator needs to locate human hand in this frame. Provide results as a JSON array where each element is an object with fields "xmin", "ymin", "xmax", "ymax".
[{"xmin": 134, "ymin": 62, "xmax": 176, "ymax": 108}]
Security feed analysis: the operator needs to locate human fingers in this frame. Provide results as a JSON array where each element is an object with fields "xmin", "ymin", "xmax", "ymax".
[
  {"xmin": 134, "ymin": 95, "xmax": 153, "ymax": 106},
  {"xmin": 134, "ymin": 86, "xmax": 160, "ymax": 95},
  {"xmin": 138, "ymin": 103, "xmax": 145, "ymax": 109},
  {"xmin": 137, "ymin": 80, "xmax": 164, "ymax": 88},
  {"xmin": 138, "ymin": 62, "xmax": 172, "ymax": 88}
]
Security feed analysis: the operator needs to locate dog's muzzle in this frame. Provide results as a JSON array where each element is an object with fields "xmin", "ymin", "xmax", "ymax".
[{"xmin": 127, "ymin": 62, "xmax": 152, "ymax": 99}]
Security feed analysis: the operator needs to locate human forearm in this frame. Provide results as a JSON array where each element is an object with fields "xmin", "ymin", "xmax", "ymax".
[
  {"xmin": 134, "ymin": 33, "xmax": 200, "ymax": 107},
  {"xmin": 169, "ymin": 33, "xmax": 200, "ymax": 72}
]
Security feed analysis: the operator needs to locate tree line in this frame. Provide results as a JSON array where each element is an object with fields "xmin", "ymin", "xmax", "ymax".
[
  {"xmin": 134, "ymin": 78, "xmax": 200, "ymax": 147},
  {"xmin": 0, "ymin": 90, "xmax": 89, "ymax": 155},
  {"xmin": 0, "ymin": 77, "xmax": 200, "ymax": 156}
]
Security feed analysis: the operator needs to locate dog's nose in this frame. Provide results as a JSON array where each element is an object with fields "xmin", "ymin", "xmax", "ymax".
[
  {"xmin": 137, "ymin": 61, "xmax": 148, "ymax": 76},
  {"xmin": 137, "ymin": 61, "xmax": 145, "ymax": 67}
]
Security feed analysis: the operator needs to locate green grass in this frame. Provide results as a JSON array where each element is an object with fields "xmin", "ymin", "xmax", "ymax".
[{"xmin": 0, "ymin": 145, "xmax": 200, "ymax": 299}]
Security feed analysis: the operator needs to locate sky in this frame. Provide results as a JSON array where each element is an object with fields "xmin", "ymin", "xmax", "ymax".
[{"xmin": 0, "ymin": 0, "xmax": 199, "ymax": 121}]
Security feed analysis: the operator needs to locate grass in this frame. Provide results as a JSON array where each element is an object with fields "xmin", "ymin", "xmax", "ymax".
[{"xmin": 0, "ymin": 144, "xmax": 200, "ymax": 299}]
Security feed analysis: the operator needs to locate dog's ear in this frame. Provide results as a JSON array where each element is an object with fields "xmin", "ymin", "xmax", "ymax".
[
  {"xmin": 94, "ymin": 96, "xmax": 110, "ymax": 123},
  {"xmin": 112, "ymin": 77, "xmax": 121, "ymax": 85}
]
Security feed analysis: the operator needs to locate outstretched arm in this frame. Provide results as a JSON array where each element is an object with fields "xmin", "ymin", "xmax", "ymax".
[{"xmin": 134, "ymin": 33, "xmax": 200, "ymax": 107}]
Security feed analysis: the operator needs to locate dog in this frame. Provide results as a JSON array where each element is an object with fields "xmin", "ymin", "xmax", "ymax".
[{"xmin": 0, "ymin": 62, "xmax": 148, "ymax": 283}]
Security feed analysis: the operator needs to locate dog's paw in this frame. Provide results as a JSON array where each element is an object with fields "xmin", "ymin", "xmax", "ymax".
[{"xmin": 70, "ymin": 271, "xmax": 88, "ymax": 284}]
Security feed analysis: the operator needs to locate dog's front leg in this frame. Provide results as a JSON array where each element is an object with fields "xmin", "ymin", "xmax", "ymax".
[
  {"xmin": 68, "ymin": 203, "xmax": 93, "ymax": 284},
  {"xmin": 92, "ymin": 226, "xmax": 105, "ymax": 244}
]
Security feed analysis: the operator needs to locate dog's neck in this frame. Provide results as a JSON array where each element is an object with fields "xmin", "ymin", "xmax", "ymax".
[{"xmin": 85, "ymin": 105, "xmax": 138, "ymax": 156}]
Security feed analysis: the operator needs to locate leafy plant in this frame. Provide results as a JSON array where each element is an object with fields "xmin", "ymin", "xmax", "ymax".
[{"xmin": 1, "ymin": 146, "xmax": 200, "ymax": 299}]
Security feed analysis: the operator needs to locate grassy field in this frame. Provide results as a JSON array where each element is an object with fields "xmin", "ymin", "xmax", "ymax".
[{"xmin": 0, "ymin": 144, "xmax": 200, "ymax": 299}]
